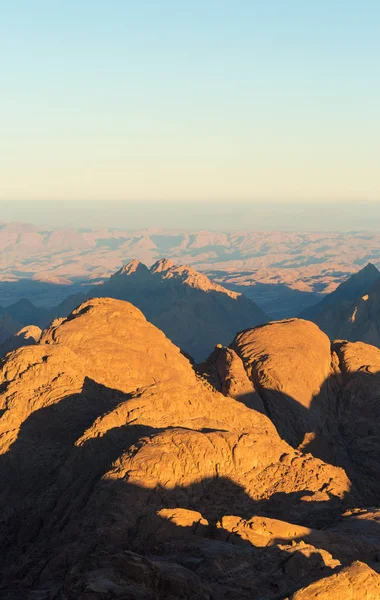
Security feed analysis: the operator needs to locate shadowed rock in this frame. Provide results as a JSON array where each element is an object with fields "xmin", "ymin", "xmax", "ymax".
[{"xmin": 0, "ymin": 298, "xmax": 379, "ymax": 598}]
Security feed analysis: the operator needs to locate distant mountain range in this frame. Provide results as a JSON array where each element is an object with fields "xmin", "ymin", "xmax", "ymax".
[
  {"xmin": 0, "ymin": 221, "xmax": 380, "ymax": 317},
  {"xmin": 3, "ymin": 258, "xmax": 380, "ymax": 360}
]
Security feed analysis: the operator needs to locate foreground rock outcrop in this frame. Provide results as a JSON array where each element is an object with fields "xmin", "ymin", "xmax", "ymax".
[
  {"xmin": 0, "ymin": 298, "xmax": 379, "ymax": 598},
  {"xmin": 289, "ymin": 561, "xmax": 380, "ymax": 599},
  {"xmin": 211, "ymin": 318, "xmax": 380, "ymax": 503}
]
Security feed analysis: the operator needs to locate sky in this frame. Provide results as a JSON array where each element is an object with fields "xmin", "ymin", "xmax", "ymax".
[{"xmin": 1, "ymin": 1, "xmax": 380, "ymax": 208}]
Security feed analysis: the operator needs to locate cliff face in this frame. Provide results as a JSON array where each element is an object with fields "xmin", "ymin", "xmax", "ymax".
[{"xmin": 0, "ymin": 298, "xmax": 379, "ymax": 598}]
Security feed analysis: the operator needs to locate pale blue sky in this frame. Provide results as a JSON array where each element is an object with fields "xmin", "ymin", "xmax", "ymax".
[{"xmin": 1, "ymin": 1, "xmax": 380, "ymax": 203}]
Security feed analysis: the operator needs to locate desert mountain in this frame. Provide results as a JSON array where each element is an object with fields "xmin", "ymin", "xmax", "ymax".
[
  {"xmin": 85, "ymin": 258, "xmax": 267, "ymax": 361},
  {"xmin": 300, "ymin": 263, "xmax": 380, "ymax": 346},
  {"xmin": 2, "ymin": 221, "xmax": 380, "ymax": 316},
  {"xmin": 0, "ymin": 297, "xmax": 379, "ymax": 597},
  {"xmin": 0, "ymin": 299, "xmax": 48, "ymax": 348}
]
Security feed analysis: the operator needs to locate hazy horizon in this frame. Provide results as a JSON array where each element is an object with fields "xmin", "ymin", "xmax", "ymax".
[{"xmin": 0, "ymin": 200, "xmax": 379, "ymax": 232}]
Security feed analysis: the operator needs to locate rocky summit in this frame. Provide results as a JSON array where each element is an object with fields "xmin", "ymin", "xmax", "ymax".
[{"xmin": 0, "ymin": 297, "xmax": 379, "ymax": 598}]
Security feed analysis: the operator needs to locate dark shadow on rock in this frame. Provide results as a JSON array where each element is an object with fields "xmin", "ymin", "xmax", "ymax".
[
  {"xmin": 204, "ymin": 346, "xmax": 380, "ymax": 507},
  {"xmin": 0, "ymin": 376, "xmax": 379, "ymax": 598}
]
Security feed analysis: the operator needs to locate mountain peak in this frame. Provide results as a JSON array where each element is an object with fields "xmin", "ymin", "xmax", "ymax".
[
  {"xmin": 342, "ymin": 262, "xmax": 380, "ymax": 290},
  {"xmin": 358, "ymin": 262, "xmax": 380, "ymax": 276},
  {"xmin": 114, "ymin": 259, "xmax": 149, "ymax": 277},
  {"xmin": 150, "ymin": 258, "xmax": 175, "ymax": 273}
]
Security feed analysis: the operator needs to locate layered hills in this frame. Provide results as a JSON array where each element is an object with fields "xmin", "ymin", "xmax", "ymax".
[
  {"xmin": 3, "ymin": 260, "xmax": 380, "ymax": 362},
  {"xmin": 1, "ymin": 221, "xmax": 380, "ymax": 317},
  {"xmin": 0, "ymin": 259, "xmax": 266, "ymax": 362},
  {"xmin": 0, "ymin": 297, "xmax": 379, "ymax": 598}
]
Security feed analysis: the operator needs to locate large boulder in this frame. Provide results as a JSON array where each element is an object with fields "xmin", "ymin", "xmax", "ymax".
[{"xmin": 231, "ymin": 318, "xmax": 332, "ymax": 445}]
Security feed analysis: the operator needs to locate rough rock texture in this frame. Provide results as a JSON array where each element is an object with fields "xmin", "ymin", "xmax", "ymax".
[
  {"xmin": 289, "ymin": 561, "xmax": 380, "ymax": 599},
  {"xmin": 225, "ymin": 321, "xmax": 380, "ymax": 502},
  {"xmin": 328, "ymin": 340, "xmax": 380, "ymax": 501},
  {"xmin": 231, "ymin": 319, "xmax": 332, "ymax": 446},
  {"xmin": 0, "ymin": 298, "xmax": 379, "ymax": 598},
  {"xmin": 40, "ymin": 298, "xmax": 196, "ymax": 393}
]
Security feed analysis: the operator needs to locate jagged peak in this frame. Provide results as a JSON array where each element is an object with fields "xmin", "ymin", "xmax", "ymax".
[
  {"xmin": 149, "ymin": 259, "xmax": 243, "ymax": 299},
  {"xmin": 339, "ymin": 262, "xmax": 380, "ymax": 289},
  {"xmin": 329, "ymin": 262, "xmax": 380, "ymax": 295},
  {"xmin": 159, "ymin": 262, "xmax": 234, "ymax": 293},
  {"xmin": 150, "ymin": 258, "xmax": 175, "ymax": 273},
  {"xmin": 113, "ymin": 259, "xmax": 149, "ymax": 277}
]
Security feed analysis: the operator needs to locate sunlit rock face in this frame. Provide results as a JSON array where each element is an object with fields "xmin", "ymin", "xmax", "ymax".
[
  {"xmin": 0, "ymin": 298, "xmax": 379, "ymax": 598},
  {"xmin": 231, "ymin": 318, "xmax": 332, "ymax": 446},
  {"xmin": 289, "ymin": 561, "xmax": 380, "ymax": 600}
]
